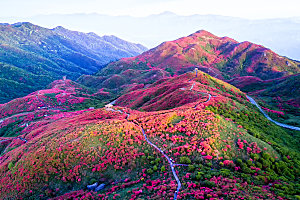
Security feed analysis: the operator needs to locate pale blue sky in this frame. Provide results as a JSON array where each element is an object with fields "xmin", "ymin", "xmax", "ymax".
[{"xmin": 1, "ymin": 0, "xmax": 299, "ymax": 19}]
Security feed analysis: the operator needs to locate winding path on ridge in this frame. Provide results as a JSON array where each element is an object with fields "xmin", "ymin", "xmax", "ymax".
[
  {"xmin": 0, "ymin": 137, "xmax": 28, "ymax": 144},
  {"xmin": 108, "ymin": 70, "xmax": 299, "ymax": 199},
  {"xmin": 202, "ymin": 69, "xmax": 300, "ymax": 131},
  {"xmin": 1, "ymin": 69, "xmax": 298, "ymax": 198},
  {"xmin": 107, "ymin": 71, "xmax": 214, "ymax": 199},
  {"xmin": 188, "ymin": 72, "xmax": 214, "ymax": 108},
  {"xmin": 107, "ymin": 107, "xmax": 188, "ymax": 200},
  {"xmin": 138, "ymin": 121, "xmax": 186, "ymax": 199},
  {"xmin": 246, "ymin": 95, "xmax": 300, "ymax": 131},
  {"xmin": 0, "ymin": 111, "xmax": 36, "ymax": 124},
  {"xmin": 0, "ymin": 88, "xmax": 72, "ymax": 144},
  {"xmin": 0, "ymin": 90, "xmax": 67, "ymax": 124},
  {"xmin": 0, "ymin": 137, "xmax": 27, "ymax": 157}
]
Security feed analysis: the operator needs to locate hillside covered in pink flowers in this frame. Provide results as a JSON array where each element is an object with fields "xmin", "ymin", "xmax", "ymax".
[
  {"xmin": 0, "ymin": 29, "xmax": 300, "ymax": 200},
  {"xmin": 78, "ymin": 30, "xmax": 300, "ymax": 91}
]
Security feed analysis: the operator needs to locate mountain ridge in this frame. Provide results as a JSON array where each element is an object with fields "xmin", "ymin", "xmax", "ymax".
[
  {"xmin": 0, "ymin": 22, "xmax": 147, "ymax": 103},
  {"xmin": 1, "ymin": 69, "xmax": 299, "ymax": 199},
  {"xmin": 0, "ymin": 25, "xmax": 299, "ymax": 200},
  {"xmin": 78, "ymin": 30, "xmax": 300, "ymax": 93},
  {"xmin": 6, "ymin": 12, "xmax": 300, "ymax": 60}
]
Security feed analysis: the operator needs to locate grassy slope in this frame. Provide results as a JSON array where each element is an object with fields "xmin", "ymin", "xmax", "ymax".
[
  {"xmin": 115, "ymin": 71, "xmax": 244, "ymax": 111},
  {"xmin": 0, "ymin": 79, "xmax": 115, "ymax": 138},
  {"xmin": 233, "ymin": 74, "xmax": 300, "ymax": 127},
  {"xmin": 0, "ymin": 71, "xmax": 299, "ymax": 199}
]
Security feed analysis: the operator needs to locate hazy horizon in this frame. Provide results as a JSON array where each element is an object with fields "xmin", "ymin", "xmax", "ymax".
[
  {"xmin": 1, "ymin": 0, "xmax": 300, "ymax": 19},
  {"xmin": 1, "ymin": 12, "xmax": 300, "ymax": 61},
  {"xmin": 1, "ymin": 0, "xmax": 300, "ymax": 60},
  {"xmin": 2, "ymin": 11, "xmax": 300, "ymax": 20}
]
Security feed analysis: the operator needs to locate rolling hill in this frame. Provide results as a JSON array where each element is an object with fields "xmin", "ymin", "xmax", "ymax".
[
  {"xmin": 0, "ymin": 22, "xmax": 147, "ymax": 103},
  {"xmin": 78, "ymin": 30, "xmax": 300, "ymax": 94},
  {"xmin": 228, "ymin": 74, "xmax": 300, "ymax": 127},
  {"xmin": 1, "ymin": 70, "xmax": 299, "ymax": 199},
  {"xmin": 0, "ymin": 78, "xmax": 116, "ymax": 138},
  {"xmin": 0, "ymin": 26, "xmax": 299, "ymax": 200},
  {"xmin": 114, "ymin": 70, "xmax": 241, "ymax": 111}
]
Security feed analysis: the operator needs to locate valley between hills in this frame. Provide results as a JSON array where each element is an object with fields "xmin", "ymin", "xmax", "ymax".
[{"xmin": 0, "ymin": 23, "xmax": 299, "ymax": 200}]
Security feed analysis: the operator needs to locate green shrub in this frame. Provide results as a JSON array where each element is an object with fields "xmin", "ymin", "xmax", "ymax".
[
  {"xmin": 204, "ymin": 173, "xmax": 212, "ymax": 180},
  {"xmin": 180, "ymin": 156, "xmax": 191, "ymax": 164},
  {"xmin": 256, "ymin": 175, "xmax": 266, "ymax": 183},
  {"xmin": 256, "ymin": 162, "xmax": 262, "ymax": 169},
  {"xmin": 236, "ymin": 159, "xmax": 243, "ymax": 165},
  {"xmin": 241, "ymin": 163, "xmax": 252, "ymax": 173},
  {"xmin": 278, "ymin": 176, "xmax": 288, "ymax": 182},
  {"xmin": 147, "ymin": 156, "xmax": 154, "ymax": 160},
  {"xmin": 262, "ymin": 152, "xmax": 271, "ymax": 160},
  {"xmin": 250, "ymin": 153, "xmax": 260, "ymax": 161},
  {"xmin": 295, "ymin": 195, "xmax": 300, "ymax": 200},
  {"xmin": 262, "ymin": 160, "xmax": 270, "ymax": 169},
  {"xmin": 170, "ymin": 115, "xmax": 184, "ymax": 125},
  {"xmin": 252, "ymin": 186, "xmax": 262, "ymax": 191},
  {"xmin": 8, "ymin": 162, "xmax": 14, "ymax": 170},
  {"xmin": 165, "ymin": 68, "xmax": 175, "ymax": 76},
  {"xmin": 195, "ymin": 172, "xmax": 204, "ymax": 180},
  {"xmin": 89, "ymin": 178, "xmax": 97, "ymax": 184},
  {"xmin": 241, "ymin": 173, "xmax": 251, "ymax": 183},
  {"xmin": 247, "ymin": 160, "xmax": 254, "ymax": 166},
  {"xmin": 155, "ymin": 158, "xmax": 161, "ymax": 164},
  {"xmin": 220, "ymin": 169, "xmax": 231, "ymax": 177},
  {"xmin": 147, "ymin": 169, "xmax": 153, "ymax": 174},
  {"xmin": 203, "ymin": 180, "xmax": 216, "ymax": 188},
  {"xmin": 283, "ymin": 157, "xmax": 289, "ymax": 162},
  {"xmin": 142, "ymin": 96, "xmax": 151, "ymax": 103},
  {"xmin": 188, "ymin": 165, "xmax": 195, "ymax": 172}
]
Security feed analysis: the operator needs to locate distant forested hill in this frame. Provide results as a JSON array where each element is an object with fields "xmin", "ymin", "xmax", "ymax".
[{"xmin": 0, "ymin": 22, "xmax": 147, "ymax": 103}]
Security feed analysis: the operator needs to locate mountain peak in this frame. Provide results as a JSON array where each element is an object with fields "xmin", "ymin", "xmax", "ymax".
[
  {"xmin": 0, "ymin": 22, "xmax": 148, "ymax": 103},
  {"xmin": 193, "ymin": 30, "xmax": 217, "ymax": 38},
  {"xmin": 12, "ymin": 22, "xmax": 35, "ymax": 28},
  {"xmin": 153, "ymin": 11, "xmax": 177, "ymax": 17},
  {"xmin": 53, "ymin": 26, "xmax": 66, "ymax": 30},
  {"xmin": 91, "ymin": 29, "xmax": 300, "ymax": 91}
]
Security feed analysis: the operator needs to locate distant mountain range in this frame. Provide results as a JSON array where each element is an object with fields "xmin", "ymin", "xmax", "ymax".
[
  {"xmin": 78, "ymin": 30, "xmax": 300, "ymax": 91},
  {"xmin": 1, "ymin": 25, "xmax": 300, "ymax": 200},
  {"xmin": 0, "ymin": 22, "xmax": 147, "ymax": 103},
  {"xmin": 3, "ymin": 12, "xmax": 300, "ymax": 60}
]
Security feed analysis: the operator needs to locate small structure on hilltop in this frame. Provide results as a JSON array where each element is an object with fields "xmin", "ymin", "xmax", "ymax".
[
  {"xmin": 63, "ymin": 76, "xmax": 66, "ymax": 81},
  {"xmin": 105, "ymin": 104, "xmax": 113, "ymax": 109},
  {"xmin": 194, "ymin": 67, "xmax": 198, "ymax": 77}
]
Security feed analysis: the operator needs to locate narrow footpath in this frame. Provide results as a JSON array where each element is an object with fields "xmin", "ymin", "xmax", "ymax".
[
  {"xmin": 108, "ymin": 107, "xmax": 188, "ymax": 200},
  {"xmin": 106, "ymin": 71, "xmax": 214, "ymax": 199},
  {"xmin": 247, "ymin": 95, "xmax": 300, "ymax": 131},
  {"xmin": 0, "ymin": 137, "xmax": 28, "ymax": 144}
]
